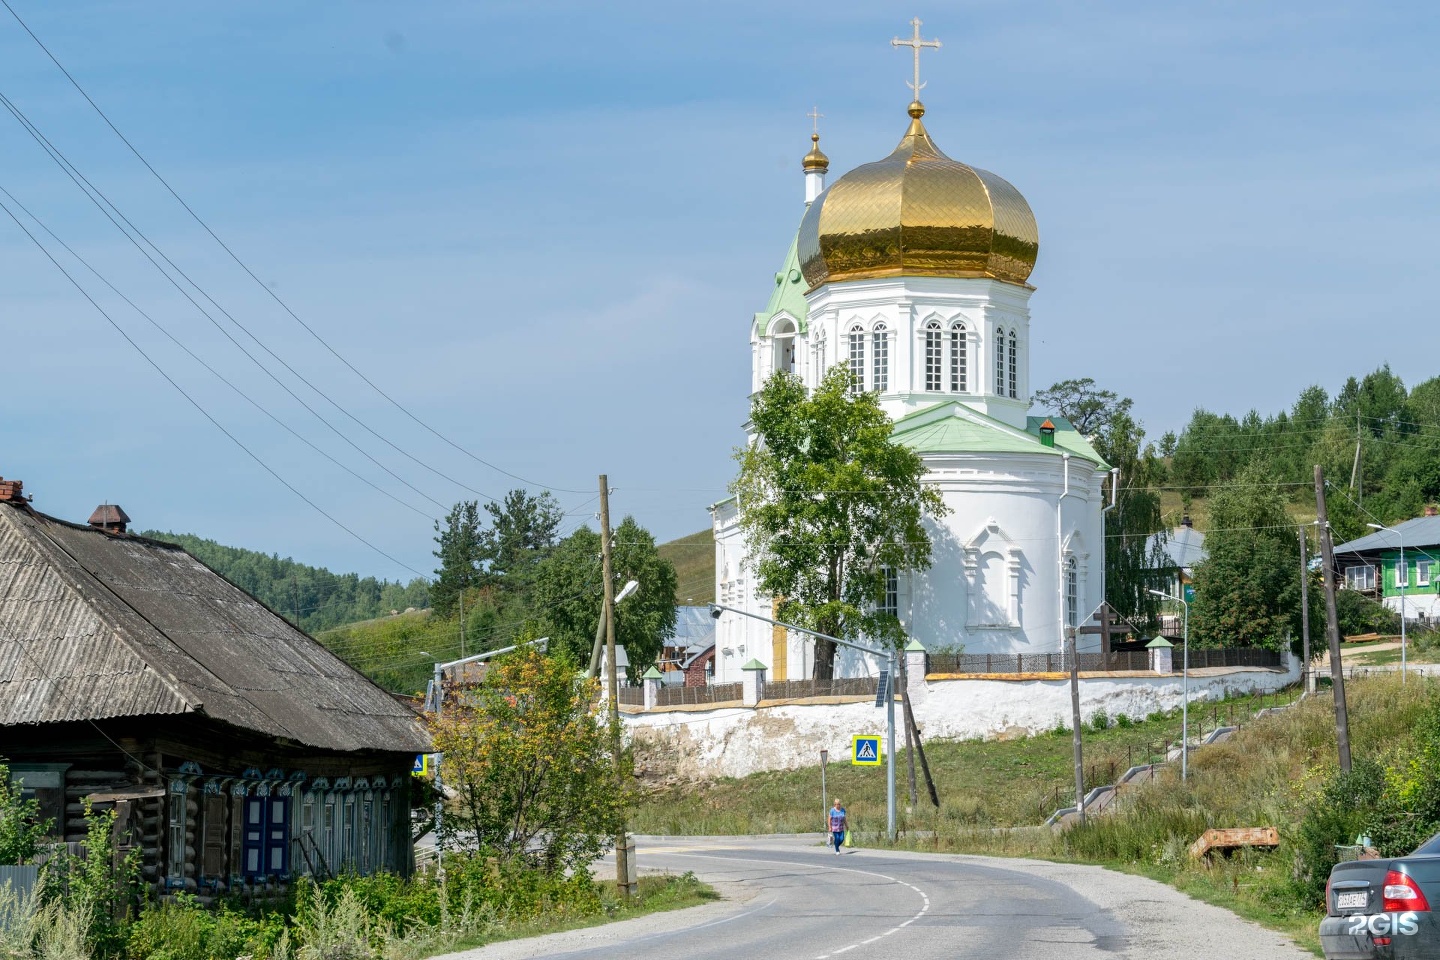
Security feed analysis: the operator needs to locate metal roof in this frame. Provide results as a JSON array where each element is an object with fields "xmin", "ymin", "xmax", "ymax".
[
  {"xmin": 1145, "ymin": 525, "xmax": 1208, "ymax": 570},
  {"xmin": 1333, "ymin": 514, "xmax": 1440, "ymax": 555},
  {"xmin": 0, "ymin": 502, "xmax": 427, "ymax": 754}
]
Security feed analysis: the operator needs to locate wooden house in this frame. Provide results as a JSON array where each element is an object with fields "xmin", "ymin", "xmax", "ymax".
[{"xmin": 0, "ymin": 480, "xmax": 429, "ymax": 894}]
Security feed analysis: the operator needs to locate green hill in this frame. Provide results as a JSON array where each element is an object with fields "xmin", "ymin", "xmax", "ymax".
[
  {"xmin": 139, "ymin": 530, "xmax": 430, "ymax": 634},
  {"xmin": 658, "ymin": 528, "xmax": 714, "ymax": 604}
]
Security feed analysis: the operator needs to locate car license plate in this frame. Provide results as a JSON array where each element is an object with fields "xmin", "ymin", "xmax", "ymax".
[{"xmin": 1337, "ymin": 892, "xmax": 1368, "ymax": 909}]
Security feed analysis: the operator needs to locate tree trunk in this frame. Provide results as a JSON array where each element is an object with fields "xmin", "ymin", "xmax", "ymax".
[{"xmin": 813, "ymin": 638, "xmax": 836, "ymax": 680}]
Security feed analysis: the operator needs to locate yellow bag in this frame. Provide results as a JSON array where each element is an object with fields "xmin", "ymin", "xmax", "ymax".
[{"xmin": 844, "ymin": 829, "xmax": 854, "ymax": 847}]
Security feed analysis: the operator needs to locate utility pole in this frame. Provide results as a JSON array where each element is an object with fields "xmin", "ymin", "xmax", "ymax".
[
  {"xmin": 599, "ymin": 475, "xmax": 633, "ymax": 897},
  {"xmin": 1299, "ymin": 524, "xmax": 1314, "ymax": 696},
  {"xmin": 459, "ymin": 590, "xmax": 466, "ymax": 660},
  {"xmin": 1315, "ymin": 466, "xmax": 1353, "ymax": 773},
  {"xmin": 1067, "ymin": 626, "xmax": 1085, "ymax": 824}
]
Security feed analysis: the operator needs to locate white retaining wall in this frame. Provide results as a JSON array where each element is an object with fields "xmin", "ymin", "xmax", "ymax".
[{"xmin": 626, "ymin": 656, "xmax": 1301, "ymax": 780}]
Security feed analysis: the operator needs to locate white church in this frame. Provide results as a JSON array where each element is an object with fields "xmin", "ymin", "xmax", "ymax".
[{"xmin": 711, "ymin": 34, "xmax": 1119, "ymax": 684}]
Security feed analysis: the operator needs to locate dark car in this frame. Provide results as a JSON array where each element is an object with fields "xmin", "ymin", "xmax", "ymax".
[{"xmin": 1321, "ymin": 834, "xmax": 1440, "ymax": 958}]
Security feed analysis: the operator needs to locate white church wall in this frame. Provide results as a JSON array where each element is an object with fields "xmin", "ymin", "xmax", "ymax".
[{"xmin": 626, "ymin": 660, "xmax": 1302, "ymax": 780}]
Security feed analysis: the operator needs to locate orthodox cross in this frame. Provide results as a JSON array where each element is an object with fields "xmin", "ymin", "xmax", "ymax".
[
  {"xmin": 808, "ymin": 106, "xmax": 824, "ymax": 135},
  {"xmin": 891, "ymin": 18, "xmax": 941, "ymax": 98}
]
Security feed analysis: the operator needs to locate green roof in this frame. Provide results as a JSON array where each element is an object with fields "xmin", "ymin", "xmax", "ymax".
[
  {"xmin": 889, "ymin": 403, "xmax": 1108, "ymax": 467},
  {"xmin": 741, "ymin": 658, "xmax": 767, "ymax": 671},
  {"xmin": 641, "ymin": 666, "xmax": 664, "ymax": 679},
  {"xmin": 755, "ymin": 226, "xmax": 808, "ymax": 336}
]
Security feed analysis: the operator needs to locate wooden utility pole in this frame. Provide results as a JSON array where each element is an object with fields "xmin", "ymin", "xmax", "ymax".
[
  {"xmin": 1299, "ymin": 524, "xmax": 1314, "ymax": 696},
  {"xmin": 1314, "ymin": 466, "xmax": 1353, "ymax": 773},
  {"xmin": 599, "ymin": 476, "xmax": 633, "ymax": 897},
  {"xmin": 900, "ymin": 688, "xmax": 939, "ymax": 807},
  {"xmin": 1067, "ymin": 626, "xmax": 1085, "ymax": 823}
]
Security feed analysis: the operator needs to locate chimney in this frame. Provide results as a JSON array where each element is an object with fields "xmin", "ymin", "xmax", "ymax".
[
  {"xmin": 0, "ymin": 476, "xmax": 24, "ymax": 503},
  {"xmin": 1039, "ymin": 419, "xmax": 1056, "ymax": 448},
  {"xmin": 88, "ymin": 503, "xmax": 131, "ymax": 534},
  {"xmin": 1181, "ymin": 515, "xmax": 1193, "ymax": 528}
]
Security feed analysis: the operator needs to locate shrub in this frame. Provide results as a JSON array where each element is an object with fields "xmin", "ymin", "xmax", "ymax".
[
  {"xmin": 1090, "ymin": 711, "xmax": 1111, "ymax": 731},
  {"xmin": 1115, "ymin": 713, "xmax": 1134, "ymax": 729},
  {"xmin": 1292, "ymin": 756, "xmax": 1386, "ymax": 903},
  {"xmin": 0, "ymin": 762, "xmax": 52, "ymax": 865},
  {"xmin": 126, "ymin": 896, "xmax": 280, "ymax": 960},
  {"xmin": 1335, "ymin": 589, "xmax": 1401, "ymax": 637}
]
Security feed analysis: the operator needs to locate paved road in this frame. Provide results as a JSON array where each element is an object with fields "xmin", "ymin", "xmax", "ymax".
[{"xmin": 446, "ymin": 835, "xmax": 1311, "ymax": 960}]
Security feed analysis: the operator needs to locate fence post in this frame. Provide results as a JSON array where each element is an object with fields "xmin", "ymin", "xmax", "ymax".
[
  {"xmin": 642, "ymin": 667, "xmax": 663, "ymax": 711},
  {"xmin": 741, "ymin": 659, "xmax": 767, "ymax": 707},
  {"xmin": 904, "ymin": 639, "xmax": 929, "ymax": 708}
]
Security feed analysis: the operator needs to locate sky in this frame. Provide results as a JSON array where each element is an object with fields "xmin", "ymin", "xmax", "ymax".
[{"xmin": 2, "ymin": 1, "xmax": 1439, "ymax": 583}]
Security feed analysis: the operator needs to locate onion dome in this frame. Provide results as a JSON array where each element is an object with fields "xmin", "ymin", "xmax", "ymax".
[
  {"xmin": 802, "ymin": 133, "xmax": 829, "ymax": 173},
  {"xmin": 798, "ymin": 102, "xmax": 1039, "ymax": 289}
]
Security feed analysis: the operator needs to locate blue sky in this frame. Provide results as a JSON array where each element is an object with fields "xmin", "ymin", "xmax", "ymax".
[{"xmin": 2, "ymin": 1, "xmax": 1438, "ymax": 582}]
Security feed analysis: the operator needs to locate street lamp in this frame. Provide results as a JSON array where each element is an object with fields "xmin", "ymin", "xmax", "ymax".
[
  {"xmin": 711, "ymin": 602, "xmax": 899, "ymax": 841},
  {"xmin": 1367, "ymin": 523, "xmax": 1407, "ymax": 682},
  {"xmin": 1149, "ymin": 589, "xmax": 1190, "ymax": 781},
  {"xmin": 588, "ymin": 579, "xmax": 640, "ymax": 678}
]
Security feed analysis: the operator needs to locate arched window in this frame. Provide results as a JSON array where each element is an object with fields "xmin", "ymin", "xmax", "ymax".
[
  {"xmin": 848, "ymin": 324, "xmax": 866, "ymax": 394},
  {"xmin": 872, "ymin": 322, "xmax": 889, "ymax": 393},
  {"xmin": 1008, "ymin": 330, "xmax": 1019, "ymax": 399},
  {"xmin": 1065, "ymin": 556, "xmax": 1079, "ymax": 629},
  {"xmin": 813, "ymin": 330, "xmax": 826, "ymax": 378},
  {"xmin": 771, "ymin": 318, "xmax": 796, "ymax": 376},
  {"xmin": 950, "ymin": 322, "xmax": 967, "ymax": 392},
  {"xmin": 924, "ymin": 320, "xmax": 943, "ymax": 392},
  {"xmin": 994, "ymin": 328, "xmax": 1007, "ymax": 395}
]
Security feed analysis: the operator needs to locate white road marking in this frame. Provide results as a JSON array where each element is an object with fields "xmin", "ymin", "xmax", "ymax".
[{"xmin": 650, "ymin": 850, "xmax": 930, "ymax": 960}]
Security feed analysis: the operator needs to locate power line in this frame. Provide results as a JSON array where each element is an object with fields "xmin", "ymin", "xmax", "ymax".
[
  {"xmin": 0, "ymin": 193, "xmax": 428, "ymax": 579},
  {"xmin": 0, "ymin": 182, "xmax": 441, "ymax": 524},
  {"xmin": 0, "ymin": 90, "xmax": 492, "ymax": 511},
  {"xmin": 0, "ymin": 0, "xmax": 587, "ymax": 495}
]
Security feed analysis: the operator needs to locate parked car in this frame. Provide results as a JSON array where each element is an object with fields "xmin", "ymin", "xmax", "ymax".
[{"xmin": 1321, "ymin": 834, "xmax": 1440, "ymax": 958}]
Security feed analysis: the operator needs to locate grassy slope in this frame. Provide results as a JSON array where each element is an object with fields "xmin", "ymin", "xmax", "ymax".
[
  {"xmin": 635, "ymin": 677, "xmax": 1440, "ymax": 954},
  {"xmin": 658, "ymin": 528, "xmax": 714, "ymax": 604},
  {"xmin": 632, "ymin": 688, "xmax": 1294, "ymax": 836}
]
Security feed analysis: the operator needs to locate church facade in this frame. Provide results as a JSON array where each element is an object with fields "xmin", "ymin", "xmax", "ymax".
[{"xmin": 711, "ymin": 91, "xmax": 1116, "ymax": 684}]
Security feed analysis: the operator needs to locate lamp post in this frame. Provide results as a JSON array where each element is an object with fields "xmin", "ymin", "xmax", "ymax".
[
  {"xmin": 1367, "ymin": 523, "xmax": 1407, "ymax": 682},
  {"xmin": 1149, "ymin": 589, "xmax": 1190, "ymax": 781},
  {"xmin": 710, "ymin": 602, "xmax": 898, "ymax": 841}
]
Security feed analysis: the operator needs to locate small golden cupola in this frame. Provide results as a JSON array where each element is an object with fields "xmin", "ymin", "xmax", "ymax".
[
  {"xmin": 797, "ymin": 99, "xmax": 1039, "ymax": 289},
  {"xmin": 802, "ymin": 133, "xmax": 829, "ymax": 174}
]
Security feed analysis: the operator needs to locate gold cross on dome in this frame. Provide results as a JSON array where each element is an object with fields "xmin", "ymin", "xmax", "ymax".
[
  {"xmin": 808, "ymin": 106, "xmax": 824, "ymax": 135},
  {"xmin": 891, "ymin": 17, "xmax": 941, "ymax": 98}
]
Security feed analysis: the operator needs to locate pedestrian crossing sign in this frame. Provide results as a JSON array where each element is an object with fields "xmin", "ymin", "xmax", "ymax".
[{"xmin": 851, "ymin": 735, "xmax": 882, "ymax": 766}]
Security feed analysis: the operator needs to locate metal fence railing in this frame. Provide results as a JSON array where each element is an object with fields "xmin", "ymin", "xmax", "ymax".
[
  {"xmin": 1181, "ymin": 648, "xmax": 1283, "ymax": 670},
  {"xmin": 927, "ymin": 651, "xmax": 1149, "ymax": 674},
  {"xmin": 762, "ymin": 677, "xmax": 879, "ymax": 700},
  {"xmin": 926, "ymin": 647, "xmax": 1281, "ymax": 675},
  {"xmin": 654, "ymin": 682, "xmax": 743, "ymax": 707}
]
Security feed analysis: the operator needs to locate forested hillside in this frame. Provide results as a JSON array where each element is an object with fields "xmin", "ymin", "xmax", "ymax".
[
  {"xmin": 139, "ymin": 530, "xmax": 430, "ymax": 633},
  {"xmin": 1162, "ymin": 365, "xmax": 1440, "ymax": 540}
]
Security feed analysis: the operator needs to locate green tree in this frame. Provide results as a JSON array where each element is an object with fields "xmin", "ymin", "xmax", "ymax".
[
  {"xmin": 478, "ymin": 490, "xmax": 563, "ymax": 590},
  {"xmin": 531, "ymin": 519, "xmax": 678, "ymax": 672},
  {"xmin": 1188, "ymin": 465, "xmax": 1303, "ymax": 650},
  {"xmin": 431, "ymin": 501, "xmax": 483, "ymax": 618},
  {"xmin": 1034, "ymin": 378, "xmax": 1169, "ymax": 629},
  {"xmin": 427, "ymin": 649, "xmax": 627, "ymax": 872},
  {"xmin": 732, "ymin": 367, "xmax": 948, "ymax": 679},
  {"xmin": 0, "ymin": 762, "xmax": 51, "ymax": 864}
]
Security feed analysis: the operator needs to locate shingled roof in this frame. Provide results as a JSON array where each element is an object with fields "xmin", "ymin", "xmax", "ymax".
[{"xmin": 0, "ymin": 501, "xmax": 428, "ymax": 754}]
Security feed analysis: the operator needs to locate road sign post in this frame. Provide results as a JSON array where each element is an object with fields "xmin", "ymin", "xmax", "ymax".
[{"xmin": 710, "ymin": 603, "xmax": 898, "ymax": 840}]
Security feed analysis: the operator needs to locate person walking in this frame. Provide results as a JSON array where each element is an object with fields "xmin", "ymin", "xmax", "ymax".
[{"xmin": 827, "ymin": 798, "xmax": 848, "ymax": 854}]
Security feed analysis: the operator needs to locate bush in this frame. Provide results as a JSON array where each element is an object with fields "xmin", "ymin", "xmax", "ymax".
[
  {"xmin": 1090, "ymin": 711, "xmax": 1111, "ymax": 731},
  {"xmin": 1292, "ymin": 757, "xmax": 1386, "ymax": 903},
  {"xmin": 126, "ymin": 896, "xmax": 281, "ymax": 960},
  {"xmin": 1335, "ymin": 589, "xmax": 1401, "ymax": 637}
]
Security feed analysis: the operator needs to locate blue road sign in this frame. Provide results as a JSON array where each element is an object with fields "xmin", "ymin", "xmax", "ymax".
[{"xmin": 852, "ymin": 735, "xmax": 882, "ymax": 766}]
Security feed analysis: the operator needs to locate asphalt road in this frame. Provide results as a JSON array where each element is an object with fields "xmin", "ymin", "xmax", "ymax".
[{"xmin": 446, "ymin": 835, "xmax": 1313, "ymax": 960}]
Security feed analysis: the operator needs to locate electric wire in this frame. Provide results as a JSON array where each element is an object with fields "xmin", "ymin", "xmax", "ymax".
[
  {"xmin": 0, "ymin": 0, "xmax": 587, "ymax": 495},
  {"xmin": 0, "ymin": 182, "xmax": 440, "ymax": 523},
  {"xmin": 0, "ymin": 89, "xmax": 490, "ymax": 511},
  {"xmin": 0, "ymin": 193, "xmax": 428, "ymax": 578}
]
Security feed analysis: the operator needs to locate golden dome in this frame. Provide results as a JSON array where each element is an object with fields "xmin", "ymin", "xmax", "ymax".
[
  {"xmin": 802, "ymin": 133, "xmax": 829, "ymax": 173},
  {"xmin": 798, "ymin": 103, "xmax": 1039, "ymax": 288}
]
